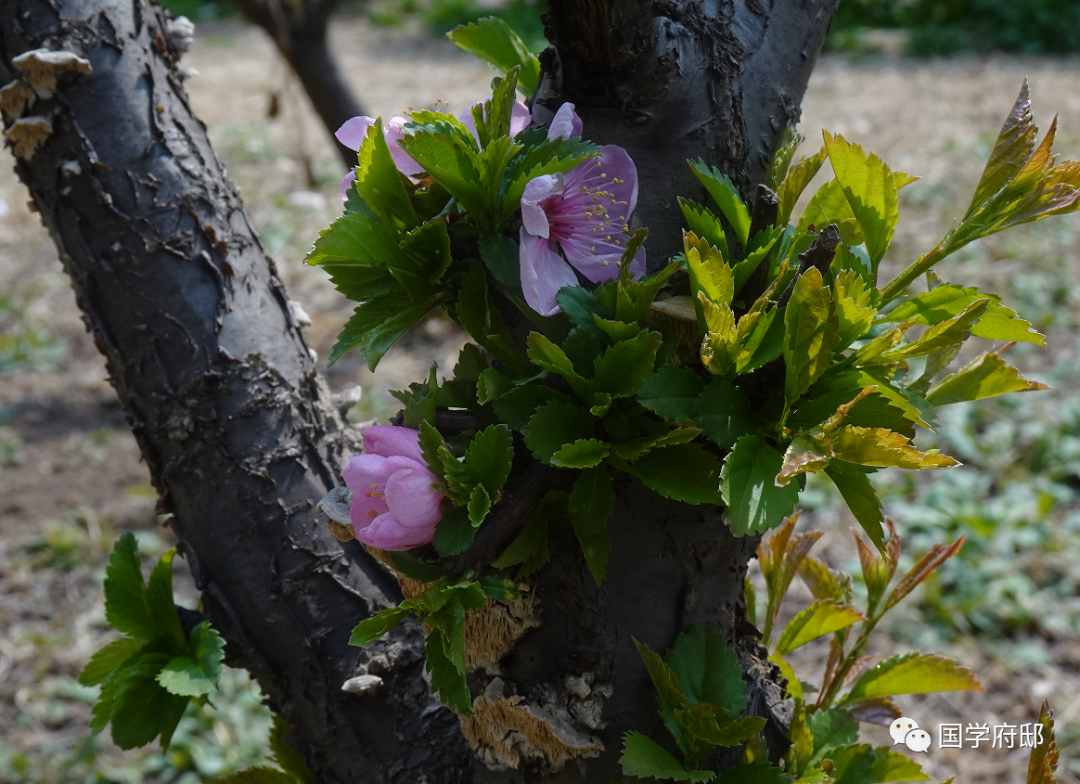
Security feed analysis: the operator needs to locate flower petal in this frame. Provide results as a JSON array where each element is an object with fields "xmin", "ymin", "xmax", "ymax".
[
  {"xmin": 339, "ymin": 170, "xmax": 357, "ymax": 201},
  {"xmin": 547, "ymin": 102, "xmax": 583, "ymax": 141},
  {"xmin": 357, "ymin": 512, "xmax": 434, "ymax": 550},
  {"xmin": 384, "ymin": 117, "xmax": 427, "ymax": 178},
  {"xmin": 510, "ymin": 100, "xmax": 532, "ymax": 136},
  {"xmin": 342, "ymin": 453, "xmax": 392, "ymax": 492},
  {"xmin": 385, "ymin": 466, "xmax": 444, "ymax": 530},
  {"xmin": 519, "ymin": 228, "xmax": 579, "ymax": 316},
  {"xmin": 361, "ymin": 425, "xmax": 426, "ymax": 462},
  {"xmin": 350, "ymin": 489, "xmax": 389, "ymax": 531},
  {"xmin": 521, "ymin": 173, "xmax": 564, "ymax": 238},
  {"xmin": 336, "ymin": 116, "xmax": 374, "ymax": 150}
]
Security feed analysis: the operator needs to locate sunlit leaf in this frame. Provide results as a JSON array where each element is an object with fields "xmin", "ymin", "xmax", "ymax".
[
  {"xmin": 775, "ymin": 600, "xmax": 865, "ymax": 655},
  {"xmin": 927, "ymin": 348, "xmax": 1049, "ymax": 405},
  {"xmin": 831, "ymin": 426, "xmax": 958, "ymax": 470},
  {"xmin": 824, "ymin": 131, "xmax": 900, "ymax": 269},
  {"xmin": 721, "ymin": 436, "xmax": 801, "ymax": 536},
  {"xmin": 843, "ymin": 653, "xmax": 982, "ymax": 702},
  {"xmin": 784, "ymin": 268, "xmax": 840, "ymax": 408},
  {"xmin": 621, "ymin": 732, "xmax": 715, "ymax": 782}
]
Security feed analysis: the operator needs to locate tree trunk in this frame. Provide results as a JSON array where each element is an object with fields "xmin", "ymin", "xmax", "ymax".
[{"xmin": 0, "ymin": 0, "xmax": 836, "ymax": 781}]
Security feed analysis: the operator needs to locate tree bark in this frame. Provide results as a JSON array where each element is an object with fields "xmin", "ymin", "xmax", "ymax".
[
  {"xmin": 229, "ymin": 0, "xmax": 366, "ymax": 169},
  {"xmin": 0, "ymin": 0, "xmax": 836, "ymax": 781}
]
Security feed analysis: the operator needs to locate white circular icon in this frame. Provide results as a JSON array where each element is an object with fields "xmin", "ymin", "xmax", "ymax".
[
  {"xmin": 904, "ymin": 728, "xmax": 932, "ymax": 753},
  {"xmin": 890, "ymin": 717, "xmax": 919, "ymax": 745}
]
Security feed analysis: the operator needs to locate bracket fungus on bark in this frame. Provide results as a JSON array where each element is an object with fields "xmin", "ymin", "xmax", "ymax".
[
  {"xmin": 11, "ymin": 48, "xmax": 92, "ymax": 97},
  {"xmin": 0, "ymin": 79, "xmax": 35, "ymax": 116},
  {"xmin": 5, "ymin": 116, "xmax": 52, "ymax": 159}
]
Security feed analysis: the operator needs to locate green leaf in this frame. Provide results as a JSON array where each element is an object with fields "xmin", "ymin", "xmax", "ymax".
[
  {"xmin": 965, "ymin": 81, "xmax": 1038, "ymax": 220},
  {"xmin": 825, "ymin": 467, "xmax": 885, "ymax": 551},
  {"xmin": 104, "ymin": 533, "xmax": 155, "ymax": 642},
  {"xmin": 477, "ymin": 368, "xmax": 513, "ymax": 404},
  {"xmin": 883, "ymin": 537, "xmax": 964, "ymax": 612},
  {"xmin": 433, "ymin": 507, "xmax": 477, "ymax": 556},
  {"xmin": 479, "ymin": 232, "xmax": 521, "ymax": 289},
  {"xmin": 870, "ymin": 749, "xmax": 931, "ymax": 782},
  {"xmin": 676, "ymin": 704, "xmax": 766, "ymax": 747},
  {"xmin": 774, "ymin": 600, "xmax": 865, "ymax": 655},
  {"xmin": 806, "ymin": 709, "xmax": 860, "ymax": 768},
  {"xmin": 680, "ymin": 198, "xmax": 730, "ymax": 260},
  {"xmin": 874, "ymin": 298, "xmax": 988, "ymax": 363},
  {"xmin": 504, "ymin": 137, "xmax": 600, "ymax": 214},
  {"xmin": 447, "ymin": 17, "xmax": 541, "ymax": 97},
  {"xmin": 458, "ymin": 263, "xmax": 532, "ymax": 376},
  {"xmin": 578, "ymin": 526, "xmax": 612, "ymax": 586},
  {"xmin": 878, "ymin": 284, "xmax": 1043, "ymax": 346},
  {"xmin": 467, "ymin": 484, "xmax": 492, "ymax": 526},
  {"xmin": 157, "ymin": 656, "xmax": 214, "ymax": 697},
  {"xmin": 611, "ymin": 427, "xmax": 701, "ymax": 463},
  {"xmin": 798, "ymin": 556, "xmax": 853, "ymax": 605},
  {"xmin": 926, "ymin": 349, "xmax": 1049, "ymax": 405},
  {"xmin": 146, "ymin": 548, "xmax": 186, "ymax": 648},
  {"xmin": 624, "ymin": 443, "xmax": 725, "ymax": 505},
  {"xmin": 387, "ymin": 551, "xmax": 446, "ymax": 583},
  {"xmin": 685, "ymin": 232, "xmax": 735, "ymax": 310},
  {"xmin": 399, "ymin": 122, "xmax": 488, "ymax": 217},
  {"xmin": 616, "ymin": 256, "xmax": 684, "ymax": 325},
  {"xmin": 1028, "ymin": 701, "xmax": 1059, "ymax": 784},
  {"xmin": 425, "ymin": 632, "xmax": 472, "ymax": 714},
  {"xmin": 830, "ymin": 426, "xmax": 959, "ymax": 470},
  {"xmin": 79, "ymin": 637, "xmax": 142, "ymax": 687},
  {"xmin": 620, "ymin": 732, "xmax": 715, "ymax": 782},
  {"xmin": 353, "ymin": 118, "xmax": 419, "ymax": 232},
  {"xmin": 330, "ymin": 290, "xmax": 443, "ymax": 368},
  {"xmin": 569, "ymin": 464, "xmax": 615, "ymax": 539},
  {"xmin": 322, "ymin": 263, "xmax": 398, "ymax": 302},
  {"xmin": 778, "ymin": 146, "xmax": 828, "ymax": 227},
  {"xmin": 107, "ymin": 653, "xmax": 177, "ymax": 749},
  {"xmin": 307, "ymin": 196, "xmax": 410, "ymax": 269},
  {"xmin": 593, "ymin": 330, "xmax": 664, "ymax": 399},
  {"xmin": 634, "ymin": 638, "xmax": 687, "ymax": 712},
  {"xmin": 690, "ymin": 161, "xmax": 752, "ymax": 245},
  {"xmin": 269, "ymin": 713, "xmax": 317, "ymax": 784},
  {"xmin": 552, "ymin": 438, "xmax": 610, "ymax": 468},
  {"xmin": 696, "ymin": 380, "xmax": 752, "ymax": 449},
  {"xmin": 399, "ymin": 215, "xmax": 453, "ymax": 287},
  {"xmin": 527, "ymin": 332, "xmax": 592, "ymax": 399},
  {"xmin": 494, "ymin": 384, "xmax": 574, "ymax": 431},
  {"xmin": 720, "ymin": 436, "xmax": 801, "ymax": 536},
  {"xmin": 465, "ymin": 424, "xmax": 514, "ymax": 495},
  {"xmin": 767, "ymin": 124, "xmax": 805, "ymax": 192},
  {"xmin": 832, "ymin": 269, "xmax": 877, "ymax": 348},
  {"xmin": 784, "ymin": 268, "xmax": 840, "ymax": 409},
  {"xmin": 666, "ymin": 625, "xmax": 747, "ymax": 715},
  {"xmin": 349, "ymin": 604, "xmax": 415, "ymax": 647},
  {"xmin": 824, "ymin": 131, "xmax": 899, "ymax": 269},
  {"xmin": 523, "ymin": 400, "xmax": 595, "ymax": 464},
  {"xmin": 490, "ymin": 497, "xmax": 553, "ymax": 577},
  {"xmin": 637, "ymin": 365, "xmax": 707, "ymax": 423},
  {"xmin": 842, "ymin": 653, "xmax": 982, "ymax": 703}
]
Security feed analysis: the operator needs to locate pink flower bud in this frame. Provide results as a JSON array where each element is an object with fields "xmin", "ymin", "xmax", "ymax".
[{"xmin": 343, "ymin": 425, "xmax": 444, "ymax": 551}]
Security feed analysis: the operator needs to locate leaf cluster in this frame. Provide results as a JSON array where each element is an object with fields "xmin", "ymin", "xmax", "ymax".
[{"xmin": 80, "ymin": 533, "xmax": 225, "ymax": 750}]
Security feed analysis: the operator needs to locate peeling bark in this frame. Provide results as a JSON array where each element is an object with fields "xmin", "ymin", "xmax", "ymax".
[{"xmin": 0, "ymin": 0, "xmax": 837, "ymax": 781}]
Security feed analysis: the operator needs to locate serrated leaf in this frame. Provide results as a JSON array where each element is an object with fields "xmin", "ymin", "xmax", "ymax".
[
  {"xmin": 824, "ymin": 131, "xmax": 899, "ymax": 269},
  {"xmin": 432, "ymin": 507, "xmax": 477, "ymax": 556},
  {"xmin": 553, "ymin": 438, "xmax": 610, "ymax": 469},
  {"xmin": 354, "ymin": 118, "xmax": 419, "ymax": 232},
  {"xmin": 883, "ymin": 537, "xmax": 964, "ymax": 612},
  {"xmin": 697, "ymin": 380, "xmax": 752, "ymax": 449},
  {"xmin": 387, "ymin": 551, "xmax": 446, "ymax": 583},
  {"xmin": 157, "ymin": 656, "xmax": 214, "ymax": 697},
  {"xmin": 776, "ymin": 434, "xmax": 832, "ymax": 487},
  {"xmin": 464, "ymin": 424, "xmax": 514, "ymax": 495},
  {"xmin": 399, "ymin": 215, "xmax": 453, "ymax": 287},
  {"xmin": 966, "ymin": 81, "xmax": 1038, "ymax": 219},
  {"xmin": 467, "ymin": 484, "xmax": 491, "ymax": 526},
  {"xmin": 634, "ymin": 638, "xmax": 687, "ymax": 712},
  {"xmin": 637, "ymin": 365, "xmax": 707, "ymax": 423},
  {"xmin": 80, "ymin": 637, "xmax": 143, "ymax": 687},
  {"xmin": 593, "ymin": 330, "xmax": 664, "ymax": 399},
  {"xmin": 1028, "ymin": 701, "xmax": 1058, "ymax": 784},
  {"xmin": 879, "ymin": 284, "xmax": 1043, "ymax": 346},
  {"xmin": 825, "ymin": 467, "xmax": 885, "ymax": 551},
  {"xmin": 578, "ymin": 526, "xmax": 611, "ymax": 586},
  {"xmin": 330, "ymin": 290, "xmax": 443, "ymax": 368},
  {"xmin": 527, "ymin": 332, "xmax": 592, "ymax": 399},
  {"xmin": 625, "ymin": 443, "xmax": 725, "ymax": 505},
  {"xmin": 874, "ymin": 299, "xmax": 989, "ymax": 363},
  {"xmin": 768, "ymin": 124, "xmax": 805, "ymax": 192},
  {"xmin": 927, "ymin": 349, "xmax": 1049, "ymax": 405},
  {"xmin": 104, "ymin": 533, "xmax": 154, "ymax": 642},
  {"xmin": 798, "ymin": 556, "xmax": 853, "ymax": 605},
  {"xmin": 778, "ymin": 146, "xmax": 828, "ymax": 227},
  {"xmin": 833, "ymin": 269, "xmax": 877, "ymax": 348},
  {"xmin": 349, "ymin": 604, "xmax": 415, "ymax": 647},
  {"xmin": 680, "ymin": 198, "xmax": 730, "ymax": 260},
  {"xmin": 830, "ymin": 426, "xmax": 958, "ymax": 470},
  {"xmin": 775, "ymin": 601, "xmax": 865, "ymax": 656},
  {"xmin": 871, "ymin": 749, "xmax": 931, "ymax": 782},
  {"xmin": 677, "ymin": 707, "xmax": 767, "ymax": 747},
  {"xmin": 845, "ymin": 697, "xmax": 901, "ymax": 726},
  {"xmin": 666, "ymin": 625, "xmax": 747, "ymax": 717},
  {"xmin": 691, "ymin": 161, "xmax": 752, "ymax": 245},
  {"xmin": 146, "ymin": 548, "xmax": 186, "ymax": 648},
  {"xmin": 806, "ymin": 709, "xmax": 860, "ymax": 768},
  {"xmin": 621, "ymin": 731, "xmax": 715, "ymax": 782},
  {"xmin": 721, "ymin": 436, "xmax": 801, "ymax": 536},
  {"xmin": 784, "ymin": 268, "xmax": 840, "ymax": 409},
  {"xmin": 425, "ymin": 632, "xmax": 472, "ymax": 714},
  {"xmin": 842, "ymin": 653, "xmax": 982, "ymax": 703},
  {"xmin": 523, "ymin": 400, "xmax": 594, "ymax": 464},
  {"xmin": 685, "ymin": 232, "xmax": 735, "ymax": 310},
  {"xmin": 504, "ymin": 137, "xmax": 600, "ymax": 214},
  {"xmin": 569, "ymin": 464, "xmax": 614, "ymax": 539},
  {"xmin": 478, "ymin": 232, "xmax": 521, "ymax": 290},
  {"xmin": 107, "ymin": 652, "xmax": 176, "ymax": 749},
  {"xmin": 307, "ymin": 200, "xmax": 409, "ymax": 269},
  {"xmin": 458, "ymin": 263, "xmax": 532, "ymax": 376},
  {"xmin": 400, "ymin": 123, "xmax": 487, "ymax": 218},
  {"xmin": 612, "ymin": 427, "xmax": 701, "ymax": 463},
  {"xmin": 447, "ymin": 17, "xmax": 541, "ymax": 97}
]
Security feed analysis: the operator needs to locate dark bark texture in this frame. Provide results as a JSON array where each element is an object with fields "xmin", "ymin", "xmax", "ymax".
[
  {"xmin": 0, "ymin": 0, "xmax": 837, "ymax": 781},
  {"xmin": 229, "ymin": 0, "xmax": 365, "ymax": 168}
]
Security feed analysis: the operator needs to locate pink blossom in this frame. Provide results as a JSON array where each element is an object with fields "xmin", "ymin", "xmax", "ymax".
[
  {"xmin": 518, "ymin": 103, "xmax": 645, "ymax": 316},
  {"xmin": 460, "ymin": 99, "xmax": 532, "ymax": 142},
  {"xmin": 343, "ymin": 425, "xmax": 444, "ymax": 551}
]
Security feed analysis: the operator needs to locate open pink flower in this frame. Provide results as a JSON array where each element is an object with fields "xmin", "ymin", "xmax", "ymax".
[
  {"xmin": 343, "ymin": 426, "xmax": 444, "ymax": 551},
  {"xmin": 518, "ymin": 103, "xmax": 645, "ymax": 315}
]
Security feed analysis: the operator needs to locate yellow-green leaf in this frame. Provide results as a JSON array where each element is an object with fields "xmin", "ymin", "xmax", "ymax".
[
  {"xmin": 824, "ymin": 131, "xmax": 899, "ymax": 269},
  {"xmin": 832, "ymin": 269, "xmax": 877, "ymax": 348},
  {"xmin": 843, "ymin": 653, "xmax": 982, "ymax": 702},
  {"xmin": 778, "ymin": 146, "xmax": 828, "ymax": 227},
  {"xmin": 783, "ymin": 268, "xmax": 839, "ymax": 408},
  {"xmin": 831, "ymin": 426, "xmax": 959, "ymax": 470},
  {"xmin": 927, "ymin": 349, "xmax": 1049, "ymax": 406},
  {"xmin": 1028, "ymin": 701, "xmax": 1059, "ymax": 784},
  {"xmin": 685, "ymin": 232, "xmax": 734, "ymax": 310},
  {"xmin": 774, "ymin": 600, "xmax": 866, "ymax": 655},
  {"xmin": 776, "ymin": 434, "xmax": 832, "ymax": 487},
  {"xmin": 966, "ymin": 80, "xmax": 1038, "ymax": 219}
]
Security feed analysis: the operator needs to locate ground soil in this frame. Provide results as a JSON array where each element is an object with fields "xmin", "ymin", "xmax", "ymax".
[{"xmin": 2, "ymin": 14, "xmax": 1080, "ymax": 783}]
